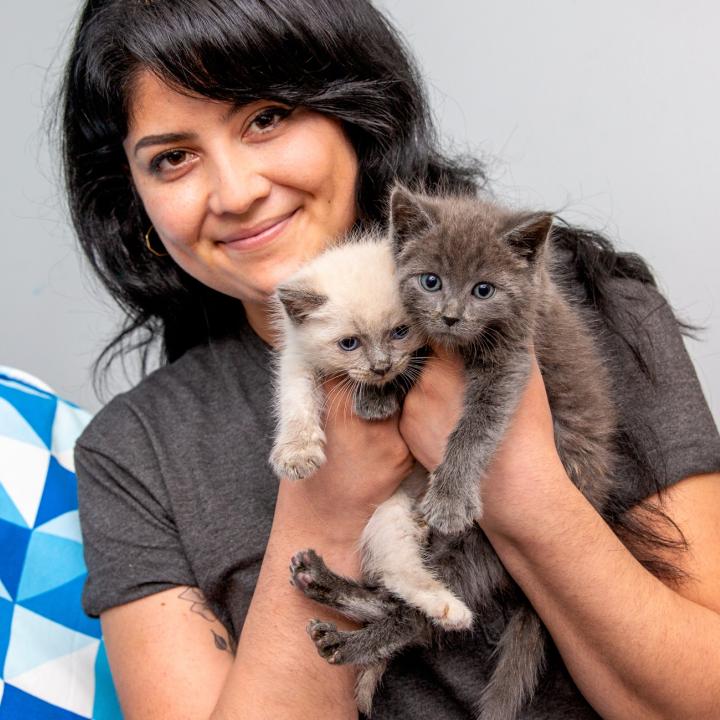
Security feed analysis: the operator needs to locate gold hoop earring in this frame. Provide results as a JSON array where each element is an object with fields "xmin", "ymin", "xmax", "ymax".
[{"xmin": 144, "ymin": 225, "xmax": 168, "ymax": 257}]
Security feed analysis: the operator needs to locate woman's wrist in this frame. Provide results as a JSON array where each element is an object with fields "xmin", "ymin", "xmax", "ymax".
[
  {"xmin": 272, "ymin": 477, "xmax": 366, "ymax": 577},
  {"xmin": 479, "ymin": 452, "xmax": 575, "ymax": 546}
]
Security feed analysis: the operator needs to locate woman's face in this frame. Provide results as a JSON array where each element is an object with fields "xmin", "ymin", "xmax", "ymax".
[{"xmin": 124, "ymin": 71, "xmax": 359, "ymax": 333}]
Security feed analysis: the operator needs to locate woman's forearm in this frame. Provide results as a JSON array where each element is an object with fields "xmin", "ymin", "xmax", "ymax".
[
  {"xmin": 211, "ymin": 480, "xmax": 363, "ymax": 720},
  {"xmin": 483, "ymin": 461, "xmax": 720, "ymax": 720}
]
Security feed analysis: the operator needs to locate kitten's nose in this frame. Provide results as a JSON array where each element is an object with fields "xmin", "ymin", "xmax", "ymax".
[
  {"xmin": 371, "ymin": 365, "xmax": 391, "ymax": 377},
  {"xmin": 442, "ymin": 316, "xmax": 460, "ymax": 327}
]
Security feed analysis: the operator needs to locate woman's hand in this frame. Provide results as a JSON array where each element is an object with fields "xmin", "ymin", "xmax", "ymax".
[
  {"xmin": 275, "ymin": 378, "xmax": 414, "ymax": 552},
  {"xmin": 399, "ymin": 344, "xmax": 564, "ymax": 535}
]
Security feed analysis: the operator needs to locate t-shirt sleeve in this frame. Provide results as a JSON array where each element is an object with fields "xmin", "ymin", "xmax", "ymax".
[
  {"xmin": 604, "ymin": 278, "xmax": 720, "ymax": 507},
  {"xmin": 75, "ymin": 396, "xmax": 197, "ymax": 617}
]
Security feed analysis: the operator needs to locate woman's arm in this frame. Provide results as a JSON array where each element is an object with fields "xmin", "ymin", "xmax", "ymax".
[
  {"xmin": 400, "ymin": 349, "xmax": 720, "ymax": 720},
  {"xmin": 102, "ymin": 383, "xmax": 412, "ymax": 720}
]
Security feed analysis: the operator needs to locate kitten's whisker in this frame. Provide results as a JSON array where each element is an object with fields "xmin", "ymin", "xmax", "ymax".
[
  {"xmin": 336, "ymin": 377, "xmax": 357, "ymax": 422},
  {"xmin": 323, "ymin": 375, "xmax": 354, "ymax": 418},
  {"xmin": 325, "ymin": 375, "xmax": 353, "ymax": 410}
]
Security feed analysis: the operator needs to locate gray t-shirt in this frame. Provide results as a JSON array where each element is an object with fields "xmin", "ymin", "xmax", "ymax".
[{"xmin": 75, "ymin": 278, "xmax": 720, "ymax": 719}]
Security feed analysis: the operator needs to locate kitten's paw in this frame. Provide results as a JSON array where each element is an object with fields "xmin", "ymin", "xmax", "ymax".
[
  {"xmin": 415, "ymin": 591, "xmax": 474, "ymax": 631},
  {"xmin": 353, "ymin": 389, "xmax": 400, "ymax": 421},
  {"xmin": 270, "ymin": 434, "xmax": 326, "ymax": 481},
  {"xmin": 289, "ymin": 549, "xmax": 335, "ymax": 602},
  {"xmin": 307, "ymin": 619, "xmax": 348, "ymax": 664},
  {"xmin": 434, "ymin": 596, "xmax": 474, "ymax": 631},
  {"xmin": 421, "ymin": 474, "xmax": 482, "ymax": 535}
]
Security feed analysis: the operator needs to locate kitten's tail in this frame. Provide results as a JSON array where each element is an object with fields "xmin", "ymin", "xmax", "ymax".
[
  {"xmin": 475, "ymin": 604, "xmax": 546, "ymax": 720},
  {"xmin": 356, "ymin": 661, "xmax": 388, "ymax": 717}
]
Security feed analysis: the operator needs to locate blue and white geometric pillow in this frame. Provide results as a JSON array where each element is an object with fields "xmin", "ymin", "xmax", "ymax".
[{"xmin": 0, "ymin": 367, "xmax": 122, "ymax": 719}]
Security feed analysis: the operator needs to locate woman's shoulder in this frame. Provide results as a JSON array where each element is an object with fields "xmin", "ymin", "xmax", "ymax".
[
  {"xmin": 78, "ymin": 332, "xmax": 273, "ymax": 455},
  {"xmin": 598, "ymin": 276, "xmax": 693, "ymax": 380}
]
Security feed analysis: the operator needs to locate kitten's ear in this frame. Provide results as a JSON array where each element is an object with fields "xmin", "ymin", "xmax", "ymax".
[
  {"xmin": 389, "ymin": 184, "xmax": 435, "ymax": 255},
  {"xmin": 501, "ymin": 212, "xmax": 554, "ymax": 262},
  {"xmin": 276, "ymin": 285, "xmax": 327, "ymax": 324}
]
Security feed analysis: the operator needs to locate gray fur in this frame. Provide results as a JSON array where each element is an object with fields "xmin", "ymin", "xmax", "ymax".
[{"xmin": 292, "ymin": 188, "xmax": 619, "ymax": 719}]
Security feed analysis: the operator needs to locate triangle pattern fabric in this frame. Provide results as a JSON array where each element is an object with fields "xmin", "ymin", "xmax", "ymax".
[
  {"xmin": 0, "ymin": 368, "xmax": 55, "ymax": 395},
  {"xmin": 36, "ymin": 511, "xmax": 83, "ymax": 543},
  {"xmin": 7, "ymin": 642, "xmax": 98, "ymax": 718},
  {"xmin": 17, "ymin": 532, "xmax": 86, "ymax": 602},
  {"xmin": 0, "ymin": 520, "xmax": 31, "ymax": 601},
  {"xmin": 4, "ymin": 607, "xmax": 97, "ymax": 679},
  {"xmin": 19, "ymin": 577, "xmax": 101, "ymax": 640},
  {"xmin": 0, "ymin": 385, "xmax": 55, "ymax": 450},
  {"xmin": 0, "ymin": 437, "xmax": 50, "ymax": 528},
  {"xmin": 0, "ymin": 481, "xmax": 26, "ymax": 528},
  {"xmin": 0, "ymin": 398, "xmax": 47, "ymax": 450},
  {"xmin": 0, "ymin": 369, "xmax": 121, "ymax": 719},
  {"xmin": 0, "ymin": 598, "xmax": 12, "ymax": 674},
  {"xmin": 0, "ymin": 683, "xmax": 87, "ymax": 720},
  {"xmin": 51, "ymin": 402, "xmax": 92, "ymax": 474},
  {"xmin": 35, "ymin": 458, "xmax": 79, "ymax": 529}
]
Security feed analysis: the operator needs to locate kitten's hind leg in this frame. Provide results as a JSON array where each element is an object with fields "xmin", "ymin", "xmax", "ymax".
[
  {"xmin": 361, "ymin": 473, "xmax": 474, "ymax": 631},
  {"xmin": 307, "ymin": 608, "xmax": 429, "ymax": 667},
  {"xmin": 476, "ymin": 604, "xmax": 546, "ymax": 720},
  {"xmin": 290, "ymin": 549, "xmax": 398, "ymax": 623},
  {"xmin": 353, "ymin": 382, "xmax": 401, "ymax": 420}
]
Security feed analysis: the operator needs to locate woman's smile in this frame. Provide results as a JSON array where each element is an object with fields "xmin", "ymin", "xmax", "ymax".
[{"xmin": 217, "ymin": 208, "xmax": 300, "ymax": 253}]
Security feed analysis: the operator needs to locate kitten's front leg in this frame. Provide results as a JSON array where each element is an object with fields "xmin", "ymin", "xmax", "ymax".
[
  {"xmin": 307, "ymin": 607, "xmax": 431, "ymax": 667},
  {"xmin": 421, "ymin": 351, "xmax": 532, "ymax": 534},
  {"xmin": 270, "ymin": 350, "xmax": 325, "ymax": 481}
]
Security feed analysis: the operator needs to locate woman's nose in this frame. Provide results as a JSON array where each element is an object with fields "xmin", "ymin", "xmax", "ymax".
[{"xmin": 207, "ymin": 154, "xmax": 272, "ymax": 216}]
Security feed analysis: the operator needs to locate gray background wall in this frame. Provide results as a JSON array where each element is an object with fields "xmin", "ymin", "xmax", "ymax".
[{"xmin": 3, "ymin": 0, "xmax": 719, "ymax": 422}]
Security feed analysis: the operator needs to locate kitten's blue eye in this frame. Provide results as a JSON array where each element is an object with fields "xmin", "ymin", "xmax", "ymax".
[
  {"xmin": 392, "ymin": 325, "xmax": 410, "ymax": 339},
  {"xmin": 338, "ymin": 337, "xmax": 360, "ymax": 351},
  {"xmin": 472, "ymin": 282, "xmax": 495, "ymax": 299},
  {"xmin": 419, "ymin": 273, "xmax": 442, "ymax": 292}
]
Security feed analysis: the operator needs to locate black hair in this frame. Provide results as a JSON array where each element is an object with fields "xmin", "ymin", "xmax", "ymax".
[{"xmin": 60, "ymin": 0, "xmax": 482, "ymax": 378}]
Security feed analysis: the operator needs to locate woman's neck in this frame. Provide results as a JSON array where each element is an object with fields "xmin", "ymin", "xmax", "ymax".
[{"xmin": 243, "ymin": 299, "xmax": 279, "ymax": 348}]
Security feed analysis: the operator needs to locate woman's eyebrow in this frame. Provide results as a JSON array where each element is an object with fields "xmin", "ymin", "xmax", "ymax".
[{"xmin": 133, "ymin": 132, "xmax": 197, "ymax": 157}]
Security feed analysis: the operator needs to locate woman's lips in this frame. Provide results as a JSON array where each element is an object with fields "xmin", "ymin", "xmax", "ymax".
[{"xmin": 219, "ymin": 209, "xmax": 298, "ymax": 251}]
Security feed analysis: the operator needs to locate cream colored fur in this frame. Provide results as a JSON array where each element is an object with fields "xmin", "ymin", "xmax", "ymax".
[{"xmin": 271, "ymin": 235, "xmax": 473, "ymax": 630}]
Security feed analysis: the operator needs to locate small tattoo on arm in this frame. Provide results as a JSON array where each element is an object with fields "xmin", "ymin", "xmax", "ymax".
[
  {"xmin": 178, "ymin": 587, "xmax": 217, "ymax": 622},
  {"xmin": 212, "ymin": 629, "xmax": 229, "ymax": 652},
  {"xmin": 178, "ymin": 587, "xmax": 236, "ymax": 655}
]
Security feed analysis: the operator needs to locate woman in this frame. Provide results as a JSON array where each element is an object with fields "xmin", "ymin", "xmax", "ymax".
[{"xmin": 62, "ymin": 1, "xmax": 720, "ymax": 718}]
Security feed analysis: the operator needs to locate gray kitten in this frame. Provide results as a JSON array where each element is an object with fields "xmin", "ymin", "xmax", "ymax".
[{"xmin": 289, "ymin": 187, "xmax": 619, "ymax": 719}]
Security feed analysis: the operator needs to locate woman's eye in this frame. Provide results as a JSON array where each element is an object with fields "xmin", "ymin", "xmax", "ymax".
[
  {"xmin": 248, "ymin": 107, "xmax": 292, "ymax": 134},
  {"xmin": 472, "ymin": 282, "xmax": 496, "ymax": 299},
  {"xmin": 419, "ymin": 273, "xmax": 442, "ymax": 292},
  {"xmin": 150, "ymin": 149, "xmax": 194, "ymax": 175},
  {"xmin": 338, "ymin": 337, "xmax": 360, "ymax": 351},
  {"xmin": 392, "ymin": 325, "xmax": 410, "ymax": 339}
]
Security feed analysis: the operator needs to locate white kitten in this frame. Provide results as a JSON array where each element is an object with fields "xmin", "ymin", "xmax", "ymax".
[{"xmin": 271, "ymin": 234, "xmax": 473, "ymax": 630}]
